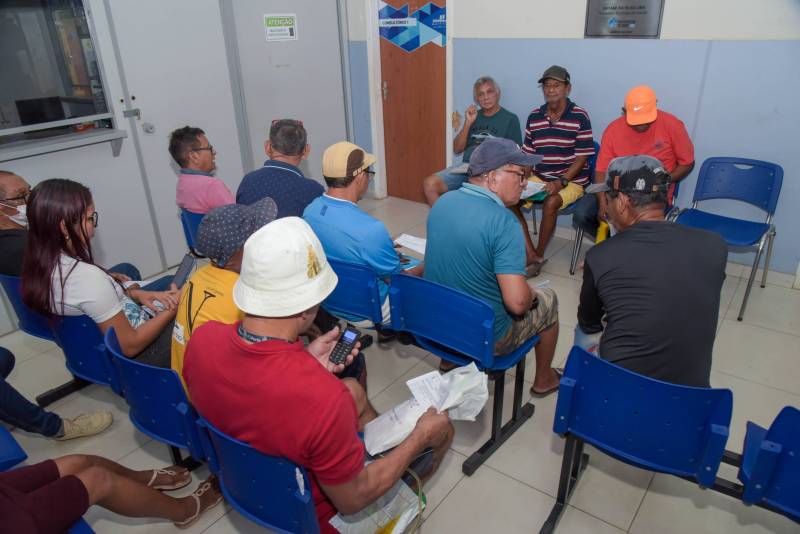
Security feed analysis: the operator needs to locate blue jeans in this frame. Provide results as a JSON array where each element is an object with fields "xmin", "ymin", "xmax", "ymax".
[
  {"xmin": 109, "ymin": 263, "xmax": 173, "ymax": 292},
  {"xmin": 0, "ymin": 347, "xmax": 63, "ymax": 437}
]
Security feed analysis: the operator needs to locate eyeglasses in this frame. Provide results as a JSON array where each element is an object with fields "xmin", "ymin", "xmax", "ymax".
[
  {"xmin": 542, "ymin": 82, "xmax": 566, "ymax": 90},
  {"xmin": 191, "ymin": 145, "xmax": 215, "ymax": 153},
  {"xmin": 271, "ymin": 119, "xmax": 304, "ymax": 127},
  {"xmin": 496, "ymin": 168, "xmax": 527, "ymax": 184},
  {"xmin": 364, "ymin": 169, "xmax": 376, "ymax": 179},
  {"xmin": 0, "ymin": 190, "xmax": 30, "ymax": 204},
  {"xmin": 88, "ymin": 211, "xmax": 99, "ymax": 228}
]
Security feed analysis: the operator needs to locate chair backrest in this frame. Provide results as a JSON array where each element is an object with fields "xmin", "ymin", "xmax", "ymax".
[
  {"xmin": 104, "ymin": 329, "xmax": 202, "ymax": 459},
  {"xmin": 749, "ymin": 406, "xmax": 800, "ymax": 516},
  {"xmin": 554, "ymin": 346, "xmax": 733, "ymax": 487},
  {"xmin": 179, "ymin": 209, "xmax": 205, "ymax": 250},
  {"xmin": 692, "ymin": 157, "xmax": 783, "ymax": 215},
  {"xmin": 325, "ymin": 259, "xmax": 384, "ymax": 324},
  {"xmin": 389, "ymin": 274, "xmax": 496, "ymax": 367},
  {"xmin": 587, "ymin": 140, "xmax": 600, "ymax": 178},
  {"xmin": 0, "ymin": 425, "xmax": 27, "ymax": 471},
  {"xmin": 196, "ymin": 417, "xmax": 319, "ymax": 534},
  {"xmin": 67, "ymin": 518, "xmax": 95, "ymax": 534},
  {"xmin": 52, "ymin": 315, "xmax": 112, "ymax": 385},
  {"xmin": 0, "ymin": 274, "xmax": 55, "ymax": 341}
]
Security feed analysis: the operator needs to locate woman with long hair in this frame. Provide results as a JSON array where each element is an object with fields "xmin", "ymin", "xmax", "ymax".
[{"xmin": 22, "ymin": 178, "xmax": 179, "ymax": 366}]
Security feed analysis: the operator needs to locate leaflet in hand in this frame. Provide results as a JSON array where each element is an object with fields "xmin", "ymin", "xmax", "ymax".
[
  {"xmin": 520, "ymin": 181, "xmax": 546, "ymax": 199},
  {"xmin": 394, "ymin": 234, "xmax": 426, "ymax": 256}
]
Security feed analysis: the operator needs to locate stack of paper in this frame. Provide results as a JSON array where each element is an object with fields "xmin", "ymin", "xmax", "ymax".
[{"xmin": 394, "ymin": 234, "xmax": 427, "ymax": 255}]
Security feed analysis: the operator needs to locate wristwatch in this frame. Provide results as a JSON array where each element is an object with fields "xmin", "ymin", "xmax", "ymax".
[{"xmin": 559, "ymin": 177, "xmax": 569, "ymax": 187}]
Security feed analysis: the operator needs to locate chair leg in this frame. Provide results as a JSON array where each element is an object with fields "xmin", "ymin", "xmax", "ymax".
[
  {"xmin": 531, "ymin": 206, "xmax": 538, "ymax": 235},
  {"xmin": 569, "ymin": 227, "xmax": 584, "ymax": 276},
  {"xmin": 738, "ymin": 235, "xmax": 767, "ymax": 321},
  {"xmin": 36, "ymin": 377, "xmax": 90, "ymax": 408},
  {"xmin": 760, "ymin": 230, "xmax": 775, "ymax": 288},
  {"xmin": 169, "ymin": 445, "xmax": 202, "ymax": 472},
  {"xmin": 462, "ymin": 358, "xmax": 535, "ymax": 476},
  {"xmin": 540, "ymin": 435, "xmax": 589, "ymax": 534}
]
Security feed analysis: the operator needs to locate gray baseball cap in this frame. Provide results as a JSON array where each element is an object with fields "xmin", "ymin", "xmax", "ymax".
[
  {"xmin": 585, "ymin": 155, "xmax": 670, "ymax": 194},
  {"xmin": 196, "ymin": 198, "xmax": 278, "ymax": 267},
  {"xmin": 468, "ymin": 138, "xmax": 543, "ymax": 176}
]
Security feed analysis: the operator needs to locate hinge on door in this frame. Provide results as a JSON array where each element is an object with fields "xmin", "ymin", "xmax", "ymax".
[{"xmin": 123, "ymin": 108, "xmax": 141, "ymax": 119}]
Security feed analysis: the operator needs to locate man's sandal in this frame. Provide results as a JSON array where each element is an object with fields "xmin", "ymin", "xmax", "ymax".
[
  {"xmin": 174, "ymin": 476, "xmax": 223, "ymax": 529},
  {"xmin": 147, "ymin": 466, "xmax": 192, "ymax": 491}
]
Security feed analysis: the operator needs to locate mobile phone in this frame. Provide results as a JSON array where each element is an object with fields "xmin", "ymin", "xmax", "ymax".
[
  {"xmin": 171, "ymin": 254, "xmax": 196, "ymax": 289},
  {"xmin": 329, "ymin": 326, "xmax": 361, "ymax": 365}
]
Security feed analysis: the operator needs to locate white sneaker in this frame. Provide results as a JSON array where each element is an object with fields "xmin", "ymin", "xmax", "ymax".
[{"xmin": 55, "ymin": 410, "xmax": 113, "ymax": 440}]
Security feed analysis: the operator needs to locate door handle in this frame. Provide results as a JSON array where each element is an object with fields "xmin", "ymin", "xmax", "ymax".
[{"xmin": 382, "ymin": 81, "xmax": 388, "ymax": 102}]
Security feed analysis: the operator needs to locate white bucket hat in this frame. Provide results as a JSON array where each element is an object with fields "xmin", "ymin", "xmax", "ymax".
[{"xmin": 233, "ymin": 217, "xmax": 338, "ymax": 317}]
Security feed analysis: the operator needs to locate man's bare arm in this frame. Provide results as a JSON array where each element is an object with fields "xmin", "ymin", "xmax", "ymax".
[
  {"xmin": 497, "ymin": 273, "xmax": 533, "ymax": 316},
  {"xmin": 670, "ymin": 162, "xmax": 694, "ymax": 182}
]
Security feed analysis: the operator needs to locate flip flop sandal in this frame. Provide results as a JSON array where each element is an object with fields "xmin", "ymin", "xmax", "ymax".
[
  {"xmin": 174, "ymin": 476, "xmax": 223, "ymax": 529},
  {"xmin": 530, "ymin": 368, "xmax": 563, "ymax": 398},
  {"xmin": 147, "ymin": 467, "xmax": 192, "ymax": 491},
  {"xmin": 525, "ymin": 259, "xmax": 548, "ymax": 278}
]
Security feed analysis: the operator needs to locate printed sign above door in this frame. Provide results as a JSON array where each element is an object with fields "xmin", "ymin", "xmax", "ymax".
[{"xmin": 378, "ymin": 2, "xmax": 446, "ymax": 53}]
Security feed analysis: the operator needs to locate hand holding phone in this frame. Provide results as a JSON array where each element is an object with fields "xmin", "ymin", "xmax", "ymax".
[{"xmin": 329, "ymin": 326, "xmax": 361, "ymax": 365}]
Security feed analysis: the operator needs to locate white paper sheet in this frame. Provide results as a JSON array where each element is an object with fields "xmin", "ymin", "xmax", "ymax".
[
  {"xmin": 520, "ymin": 181, "xmax": 546, "ymax": 199},
  {"xmin": 393, "ymin": 234, "xmax": 427, "ymax": 255},
  {"xmin": 406, "ymin": 371, "xmax": 447, "ymax": 409}
]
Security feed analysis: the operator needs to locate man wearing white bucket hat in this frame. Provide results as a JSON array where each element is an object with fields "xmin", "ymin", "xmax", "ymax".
[{"xmin": 183, "ymin": 217, "xmax": 453, "ymax": 531}]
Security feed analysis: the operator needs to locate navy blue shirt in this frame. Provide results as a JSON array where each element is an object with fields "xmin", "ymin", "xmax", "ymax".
[{"xmin": 236, "ymin": 160, "xmax": 324, "ymax": 218}]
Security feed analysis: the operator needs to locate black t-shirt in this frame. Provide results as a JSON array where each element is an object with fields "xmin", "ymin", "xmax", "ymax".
[
  {"xmin": 578, "ymin": 221, "xmax": 727, "ymax": 388},
  {"xmin": 0, "ymin": 229, "xmax": 26, "ymax": 277}
]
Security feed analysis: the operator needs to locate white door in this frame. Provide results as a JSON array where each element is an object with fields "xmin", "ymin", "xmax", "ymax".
[
  {"xmin": 107, "ymin": 0, "xmax": 246, "ymax": 267},
  {"xmin": 230, "ymin": 0, "xmax": 348, "ymax": 182}
]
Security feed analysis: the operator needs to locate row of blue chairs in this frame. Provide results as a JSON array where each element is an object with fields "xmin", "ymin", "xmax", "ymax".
[{"xmin": 540, "ymin": 346, "xmax": 799, "ymax": 532}]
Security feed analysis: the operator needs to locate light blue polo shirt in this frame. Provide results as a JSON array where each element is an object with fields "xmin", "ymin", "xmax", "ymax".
[
  {"xmin": 424, "ymin": 183, "xmax": 525, "ymax": 340},
  {"xmin": 303, "ymin": 195, "xmax": 400, "ymax": 322}
]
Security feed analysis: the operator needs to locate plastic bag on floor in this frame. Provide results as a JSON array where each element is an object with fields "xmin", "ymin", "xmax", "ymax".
[{"xmin": 329, "ymin": 477, "xmax": 424, "ymax": 534}]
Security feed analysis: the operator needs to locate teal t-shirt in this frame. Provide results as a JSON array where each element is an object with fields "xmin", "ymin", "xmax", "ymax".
[
  {"xmin": 462, "ymin": 107, "xmax": 522, "ymax": 162},
  {"xmin": 424, "ymin": 184, "xmax": 525, "ymax": 340}
]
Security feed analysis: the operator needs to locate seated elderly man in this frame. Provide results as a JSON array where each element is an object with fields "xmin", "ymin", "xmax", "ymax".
[
  {"xmin": 171, "ymin": 198, "xmax": 277, "ymax": 385},
  {"xmin": 0, "ymin": 170, "xmax": 30, "ymax": 276},
  {"xmin": 425, "ymin": 138, "xmax": 561, "ymax": 395},
  {"xmin": 576, "ymin": 155, "xmax": 726, "ymax": 388},
  {"xmin": 236, "ymin": 119, "xmax": 324, "ymax": 218},
  {"xmin": 422, "ymin": 76, "xmax": 522, "ymax": 205},
  {"xmin": 184, "ymin": 217, "xmax": 453, "ymax": 532},
  {"xmin": 169, "ymin": 126, "xmax": 234, "ymax": 214},
  {"xmin": 304, "ymin": 141, "xmax": 422, "ymax": 328}
]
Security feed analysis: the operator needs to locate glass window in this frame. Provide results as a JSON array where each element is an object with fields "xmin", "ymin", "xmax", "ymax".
[{"xmin": 0, "ymin": 0, "xmax": 112, "ymax": 140}]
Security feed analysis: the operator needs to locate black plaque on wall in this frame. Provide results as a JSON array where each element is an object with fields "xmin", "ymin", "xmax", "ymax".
[{"xmin": 585, "ymin": 0, "xmax": 665, "ymax": 38}]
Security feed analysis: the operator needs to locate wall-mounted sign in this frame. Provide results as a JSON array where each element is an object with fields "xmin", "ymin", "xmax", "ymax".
[
  {"xmin": 379, "ymin": 2, "xmax": 446, "ymax": 53},
  {"xmin": 585, "ymin": 0, "xmax": 664, "ymax": 38},
  {"xmin": 264, "ymin": 14, "xmax": 298, "ymax": 41}
]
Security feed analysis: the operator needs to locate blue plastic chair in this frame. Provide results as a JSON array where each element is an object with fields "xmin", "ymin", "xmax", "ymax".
[
  {"xmin": 675, "ymin": 157, "xmax": 783, "ymax": 321},
  {"xmin": 0, "ymin": 274, "xmax": 55, "ymax": 341},
  {"xmin": 738, "ymin": 406, "xmax": 800, "ymax": 521},
  {"xmin": 104, "ymin": 328, "xmax": 202, "ymax": 469},
  {"xmin": 179, "ymin": 209, "xmax": 205, "ymax": 257},
  {"xmin": 389, "ymin": 273, "xmax": 538, "ymax": 475},
  {"xmin": 0, "ymin": 425, "xmax": 27, "ymax": 471},
  {"xmin": 52, "ymin": 315, "xmax": 113, "ymax": 386},
  {"xmin": 540, "ymin": 346, "xmax": 733, "ymax": 533},
  {"xmin": 196, "ymin": 417, "xmax": 319, "ymax": 534},
  {"xmin": 325, "ymin": 259, "xmax": 385, "ymax": 326},
  {"xmin": 67, "ymin": 519, "xmax": 95, "ymax": 533}
]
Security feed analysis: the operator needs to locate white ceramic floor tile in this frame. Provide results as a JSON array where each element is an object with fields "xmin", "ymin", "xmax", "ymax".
[
  {"xmin": 754, "ymin": 268, "xmax": 798, "ymax": 289},
  {"xmin": 539, "ymin": 235, "xmax": 587, "ymax": 282},
  {"xmin": 506, "ymin": 319, "xmax": 577, "ymax": 384},
  {"xmin": 6, "ymin": 346, "xmax": 74, "ymax": 400},
  {"xmin": 718, "ymin": 276, "xmax": 741, "ymax": 318},
  {"xmin": 630, "ymin": 473, "xmax": 798, "ymax": 534},
  {"xmin": 713, "ymin": 320, "xmax": 800, "ymax": 395},
  {"xmin": 0, "ymin": 329, "xmax": 58, "ymax": 363},
  {"xmin": 368, "ymin": 355, "xmax": 437, "ymax": 411},
  {"xmin": 539, "ymin": 274, "xmax": 582, "ymax": 328},
  {"xmin": 203, "ymin": 510, "xmax": 279, "ymax": 533},
  {"xmin": 709, "ymin": 370, "xmax": 800, "ymax": 454},
  {"xmin": 725, "ymin": 282, "xmax": 800, "ymax": 336},
  {"xmin": 11, "ymin": 385, "xmax": 151, "ymax": 465},
  {"xmin": 365, "ymin": 340, "xmax": 430, "ymax": 398},
  {"xmin": 357, "ymin": 195, "xmax": 388, "ymax": 213},
  {"xmin": 366, "ymin": 197, "xmax": 429, "ymax": 237}
]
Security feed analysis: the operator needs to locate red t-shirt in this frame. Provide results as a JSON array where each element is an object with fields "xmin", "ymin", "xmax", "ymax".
[
  {"xmin": 184, "ymin": 321, "xmax": 364, "ymax": 533},
  {"xmin": 596, "ymin": 111, "xmax": 694, "ymax": 174}
]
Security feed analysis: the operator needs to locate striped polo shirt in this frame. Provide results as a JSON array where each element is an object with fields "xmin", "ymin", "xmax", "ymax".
[{"xmin": 522, "ymin": 99, "xmax": 595, "ymax": 187}]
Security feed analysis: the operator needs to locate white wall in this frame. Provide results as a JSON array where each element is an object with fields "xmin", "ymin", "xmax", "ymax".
[
  {"xmin": 453, "ymin": 0, "xmax": 800, "ymax": 39},
  {"xmin": 346, "ymin": 0, "xmax": 368, "ymax": 41}
]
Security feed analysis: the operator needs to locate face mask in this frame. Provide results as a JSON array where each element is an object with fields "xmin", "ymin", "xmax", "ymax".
[{"xmin": 0, "ymin": 202, "xmax": 27, "ymax": 227}]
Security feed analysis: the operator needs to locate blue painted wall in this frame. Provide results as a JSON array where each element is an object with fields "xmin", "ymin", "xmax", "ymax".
[{"xmin": 454, "ymin": 38, "xmax": 800, "ymax": 274}]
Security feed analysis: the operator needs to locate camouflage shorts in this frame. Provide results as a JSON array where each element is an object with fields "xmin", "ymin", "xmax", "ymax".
[{"xmin": 494, "ymin": 286, "xmax": 558, "ymax": 354}]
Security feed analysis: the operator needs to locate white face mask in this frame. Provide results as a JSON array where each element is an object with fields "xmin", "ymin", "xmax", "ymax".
[{"xmin": 0, "ymin": 202, "xmax": 27, "ymax": 228}]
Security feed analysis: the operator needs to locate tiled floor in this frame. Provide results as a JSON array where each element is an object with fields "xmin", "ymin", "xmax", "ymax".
[{"xmin": 2, "ymin": 195, "xmax": 798, "ymax": 533}]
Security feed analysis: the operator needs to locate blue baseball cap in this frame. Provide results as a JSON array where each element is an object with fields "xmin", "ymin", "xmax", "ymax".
[{"xmin": 468, "ymin": 138, "xmax": 543, "ymax": 176}]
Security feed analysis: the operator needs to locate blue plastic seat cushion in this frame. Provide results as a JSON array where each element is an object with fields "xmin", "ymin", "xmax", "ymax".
[{"xmin": 677, "ymin": 209, "xmax": 769, "ymax": 247}]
